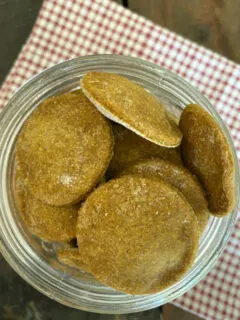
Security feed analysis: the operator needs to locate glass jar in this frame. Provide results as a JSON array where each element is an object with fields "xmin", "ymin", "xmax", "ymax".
[{"xmin": 0, "ymin": 54, "xmax": 239, "ymax": 314}]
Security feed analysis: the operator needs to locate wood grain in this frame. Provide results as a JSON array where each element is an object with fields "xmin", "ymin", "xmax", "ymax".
[
  {"xmin": 163, "ymin": 304, "xmax": 204, "ymax": 320},
  {"xmin": 128, "ymin": 0, "xmax": 240, "ymax": 62}
]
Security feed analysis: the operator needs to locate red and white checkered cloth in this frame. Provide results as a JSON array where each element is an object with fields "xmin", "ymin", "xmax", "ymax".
[{"xmin": 0, "ymin": 0, "xmax": 239, "ymax": 319}]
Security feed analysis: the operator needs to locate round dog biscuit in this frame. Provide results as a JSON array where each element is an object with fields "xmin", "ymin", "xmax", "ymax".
[
  {"xmin": 16, "ymin": 90, "xmax": 113, "ymax": 206},
  {"xmin": 121, "ymin": 158, "xmax": 209, "ymax": 234},
  {"xmin": 108, "ymin": 123, "xmax": 182, "ymax": 177},
  {"xmin": 77, "ymin": 175, "xmax": 199, "ymax": 294},
  {"xmin": 81, "ymin": 72, "xmax": 182, "ymax": 147},
  {"xmin": 179, "ymin": 104, "xmax": 235, "ymax": 216},
  {"xmin": 14, "ymin": 161, "xmax": 79, "ymax": 242}
]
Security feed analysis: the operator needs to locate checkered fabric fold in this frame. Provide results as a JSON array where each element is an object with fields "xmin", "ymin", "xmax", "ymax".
[{"xmin": 0, "ymin": 1, "xmax": 239, "ymax": 319}]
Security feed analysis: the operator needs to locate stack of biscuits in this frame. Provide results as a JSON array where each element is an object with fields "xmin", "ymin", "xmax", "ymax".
[{"xmin": 14, "ymin": 72, "xmax": 235, "ymax": 294}]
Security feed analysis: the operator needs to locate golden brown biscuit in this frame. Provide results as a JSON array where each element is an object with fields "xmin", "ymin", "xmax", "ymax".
[
  {"xmin": 121, "ymin": 158, "xmax": 209, "ymax": 234},
  {"xmin": 77, "ymin": 175, "xmax": 199, "ymax": 294},
  {"xmin": 14, "ymin": 161, "xmax": 79, "ymax": 242},
  {"xmin": 57, "ymin": 248, "xmax": 90, "ymax": 273},
  {"xmin": 179, "ymin": 104, "xmax": 235, "ymax": 216},
  {"xmin": 108, "ymin": 123, "xmax": 182, "ymax": 177},
  {"xmin": 81, "ymin": 72, "xmax": 182, "ymax": 147},
  {"xmin": 16, "ymin": 90, "xmax": 113, "ymax": 206}
]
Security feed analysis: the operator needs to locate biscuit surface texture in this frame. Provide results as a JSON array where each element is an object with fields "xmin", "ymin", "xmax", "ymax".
[
  {"xmin": 121, "ymin": 158, "xmax": 209, "ymax": 234},
  {"xmin": 14, "ymin": 161, "xmax": 79, "ymax": 241},
  {"xmin": 16, "ymin": 90, "xmax": 113, "ymax": 206},
  {"xmin": 179, "ymin": 104, "xmax": 235, "ymax": 216},
  {"xmin": 108, "ymin": 123, "xmax": 182, "ymax": 176},
  {"xmin": 77, "ymin": 175, "xmax": 199, "ymax": 294},
  {"xmin": 81, "ymin": 72, "xmax": 182, "ymax": 147}
]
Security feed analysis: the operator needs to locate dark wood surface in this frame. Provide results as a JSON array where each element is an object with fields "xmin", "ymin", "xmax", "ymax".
[
  {"xmin": 127, "ymin": 0, "xmax": 240, "ymax": 63},
  {"xmin": 0, "ymin": 0, "xmax": 43, "ymax": 84}
]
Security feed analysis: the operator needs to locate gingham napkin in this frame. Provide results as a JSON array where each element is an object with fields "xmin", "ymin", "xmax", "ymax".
[{"xmin": 0, "ymin": 0, "xmax": 239, "ymax": 319}]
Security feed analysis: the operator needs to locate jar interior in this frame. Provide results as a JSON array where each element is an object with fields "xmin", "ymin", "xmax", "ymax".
[
  {"xmin": 6, "ymin": 74, "xmax": 228, "ymax": 291},
  {"xmin": 1, "ymin": 55, "xmax": 238, "ymax": 313}
]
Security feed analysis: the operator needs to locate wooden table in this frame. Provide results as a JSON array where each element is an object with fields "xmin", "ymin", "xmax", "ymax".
[{"xmin": 117, "ymin": 0, "xmax": 240, "ymax": 63}]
